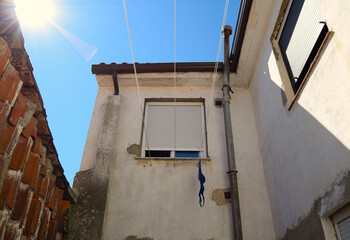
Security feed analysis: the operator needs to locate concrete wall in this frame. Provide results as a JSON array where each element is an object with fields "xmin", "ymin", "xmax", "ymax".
[
  {"xmin": 249, "ymin": 0, "xmax": 350, "ymax": 239},
  {"xmin": 67, "ymin": 86, "xmax": 119, "ymax": 240},
  {"xmin": 86, "ymin": 73, "xmax": 275, "ymax": 240}
]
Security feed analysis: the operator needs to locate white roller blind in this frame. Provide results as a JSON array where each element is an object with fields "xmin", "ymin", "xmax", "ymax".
[
  {"xmin": 145, "ymin": 104, "xmax": 203, "ymax": 150},
  {"xmin": 338, "ymin": 217, "xmax": 350, "ymax": 240},
  {"xmin": 279, "ymin": 0, "xmax": 325, "ymax": 80}
]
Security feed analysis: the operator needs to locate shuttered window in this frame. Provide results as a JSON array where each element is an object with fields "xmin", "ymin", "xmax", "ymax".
[
  {"xmin": 142, "ymin": 102, "xmax": 207, "ymax": 158},
  {"xmin": 338, "ymin": 217, "xmax": 350, "ymax": 240},
  {"xmin": 333, "ymin": 204, "xmax": 350, "ymax": 240},
  {"xmin": 278, "ymin": 0, "xmax": 328, "ymax": 92}
]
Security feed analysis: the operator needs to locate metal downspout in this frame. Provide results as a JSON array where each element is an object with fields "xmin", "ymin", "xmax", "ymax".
[{"xmin": 222, "ymin": 25, "xmax": 243, "ymax": 240}]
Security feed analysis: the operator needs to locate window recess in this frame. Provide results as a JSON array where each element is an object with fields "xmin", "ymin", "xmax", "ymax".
[
  {"xmin": 332, "ymin": 204, "xmax": 350, "ymax": 240},
  {"xmin": 271, "ymin": 0, "xmax": 330, "ymax": 107},
  {"xmin": 141, "ymin": 101, "xmax": 207, "ymax": 158}
]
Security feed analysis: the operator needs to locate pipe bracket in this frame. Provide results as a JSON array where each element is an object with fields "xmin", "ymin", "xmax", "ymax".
[
  {"xmin": 222, "ymin": 84, "xmax": 234, "ymax": 93},
  {"xmin": 227, "ymin": 169, "xmax": 238, "ymax": 174}
]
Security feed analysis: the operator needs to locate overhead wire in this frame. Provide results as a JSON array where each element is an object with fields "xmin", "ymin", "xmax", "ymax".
[
  {"xmin": 123, "ymin": 0, "xmax": 230, "ymax": 158},
  {"xmin": 207, "ymin": 0, "xmax": 230, "ymax": 124},
  {"xmin": 173, "ymin": 0, "xmax": 177, "ymax": 157},
  {"xmin": 201, "ymin": 0, "xmax": 230, "ymax": 156},
  {"xmin": 123, "ymin": 0, "xmax": 151, "ymax": 154}
]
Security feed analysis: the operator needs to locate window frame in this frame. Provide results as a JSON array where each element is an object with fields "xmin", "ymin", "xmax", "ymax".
[
  {"xmin": 332, "ymin": 204, "xmax": 350, "ymax": 240},
  {"xmin": 270, "ymin": 0, "xmax": 330, "ymax": 109},
  {"xmin": 140, "ymin": 99, "xmax": 208, "ymax": 159}
]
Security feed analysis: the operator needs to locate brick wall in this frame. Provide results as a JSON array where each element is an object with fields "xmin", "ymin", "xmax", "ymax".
[{"xmin": 0, "ymin": 2, "xmax": 74, "ymax": 240}]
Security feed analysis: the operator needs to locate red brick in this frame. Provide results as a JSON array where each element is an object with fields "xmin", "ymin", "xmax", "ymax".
[
  {"xmin": 18, "ymin": 70, "xmax": 35, "ymax": 87},
  {"xmin": 30, "ymin": 126, "xmax": 37, "ymax": 138},
  {"xmin": 21, "ymin": 88, "xmax": 42, "ymax": 112},
  {"xmin": 22, "ymin": 198, "xmax": 37, "ymax": 235},
  {"xmin": 5, "ymin": 175, "xmax": 20, "ymax": 209},
  {"xmin": 39, "ymin": 158, "xmax": 48, "ymax": 176},
  {"xmin": 37, "ymin": 207, "xmax": 50, "ymax": 240},
  {"xmin": 46, "ymin": 174, "xmax": 57, "ymax": 208},
  {"xmin": 51, "ymin": 187, "xmax": 64, "ymax": 220},
  {"xmin": 20, "ymin": 191, "xmax": 33, "ymax": 228},
  {"xmin": 0, "ymin": 122, "xmax": 16, "ymax": 154},
  {"xmin": 29, "ymin": 159, "xmax": 40, "ymax": 190},
  {"xmin": 9, "ymin": 93, "xmax": 28, "ymax": 126},
  {"xmin": 22, "ymin": 116, "xmax": 37, "ymax": 138},
  {"xmin": 33, "ymin": 174, "xmax": 43, "ymax": 198},
  {"xmin": 20, "ymin": 139, "xmax": 33, "ymax": 171},
  {"xmin": 9, "ymin": 135, "xmax": 31, "ymax": 170},
  {"xmin": 22, "ymin": 152, "xmax": 40, "ymax": 184},
  {"xmin": 59, "ymin": 200, "xmax": 70, "ymax": 221},
  {"xmin": 8, "ymin": 35, "xmax": 22, "ymax": 49},
  {"xmin": 36, "ymin": 119, "xmax": 50, "ymax": 136},
  {"xmin": 0, "ymin": 64, "xmax": 21, "ymax": 102},
  {"xmin": 11, "ymin": 182, "xmax": 29, "ymax": 220},
  {"xmin": 39, "ymin": 176, "xmax": 49, "ymax": 198},
  {"xmin": 11, "ymin": 48, "xmax": 32, "ymax": 72},
  {"xmin": 0, "ymin": 38, "xmax": 11, "ymax": 74},
  {"xmin": 0, "ymin": 101, "xmax": 9, "ymax": 128},
  {"xmin": 4, "ymin": 223, "xmax": 19, "ymax": 240},
  {"xmin": 0, "ymin": 210, "xmax": 9, "ymax": 237},
  {"xmin": 23, "ymin": 197, "xmax": 42, "ymax": 236},
  {"xmin": 21, "ymin": 235, "xmax": 32, "ymax": 240},
  {"xmin": 0, "ymin": 170, "xmax": 18, "ymax": 209},
  {"xmin": 30, "ymin": 199, "xmax": 42, "ymax": 235},
  {"xmin": 0, "ymin": 154, "xmax": 3, "ymax": 172},
  {"xmin": 46, "ymin": 220, "xmax": 58, "ymax": 240},
  {"xmin": 32, "ymin": 136, "xmax": 42, "ymax": 156}
]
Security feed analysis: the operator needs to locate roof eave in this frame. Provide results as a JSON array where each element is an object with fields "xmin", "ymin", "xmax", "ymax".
[
  {"xmin": 230, "ymin": 0, "xmax": 253, "ymax": 72},
  {"xmin": 91, "ymin": 62, "xmax": 223, "ymax": 75},
  {"xmin": 91, "ymin": 0, "xmax": 253, "ymax": 75}
]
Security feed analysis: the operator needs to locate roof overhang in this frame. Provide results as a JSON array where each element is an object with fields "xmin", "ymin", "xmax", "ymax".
[
  {"xmin": 92, "ymin": 0, "xmax": 256, "ymax": 89},
  {"xmin": 92, "ymin": 62, "xmax": 223, "ymax": 75}
]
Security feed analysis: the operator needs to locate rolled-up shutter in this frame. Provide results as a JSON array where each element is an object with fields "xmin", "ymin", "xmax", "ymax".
[
  {"xmin": 145, "ymin": 104, "xmax": 203, "ymax": 150},
  {"xmin": 338, "ymin": 217, "xmax": 350, "ymax": 240}
]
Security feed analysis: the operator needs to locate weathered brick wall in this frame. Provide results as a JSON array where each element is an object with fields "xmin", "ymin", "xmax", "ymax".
[{"xmin": 0, "ymin": 2, "xmax": 74, "ymax": 239}]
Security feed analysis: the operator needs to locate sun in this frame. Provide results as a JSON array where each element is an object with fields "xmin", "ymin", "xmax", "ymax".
[{"xmin": 14, "ymin": 0, "xmax": 55, "ymax": 28}]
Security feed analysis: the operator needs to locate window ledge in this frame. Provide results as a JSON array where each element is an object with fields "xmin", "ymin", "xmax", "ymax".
[{"xmin": 135, "ymin": 157, "xmax": 210, "ymax": 161}]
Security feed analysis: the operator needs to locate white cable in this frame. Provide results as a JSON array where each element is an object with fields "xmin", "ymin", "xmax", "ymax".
[
  {"xmin": 173, "ymin": 0, "xmax": 177, "ymax": 157},
  {"xmin": 123, "ymin": 0, "xmax": 150, "ymax": 153},
  {"xmin": 207, "ymin": 0, "xmax": 229, "ymax": 124},
  {"xmin": 201, "ymin": 0, "xmax": 229, "ymax": 155},
  {"xmin": 123, "ymin": 0, "xmax": 142, "ymax": 107}
]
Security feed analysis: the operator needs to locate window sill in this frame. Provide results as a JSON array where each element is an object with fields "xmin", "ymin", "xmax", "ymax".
[{"xmin": 135, "ymin": 157, "xmax": 210, "ymax": 161}]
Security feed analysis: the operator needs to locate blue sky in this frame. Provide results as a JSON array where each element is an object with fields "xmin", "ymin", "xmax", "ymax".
[{"xmin": 17, "ymin": 0, "xmax": 240, "ymax": 184}]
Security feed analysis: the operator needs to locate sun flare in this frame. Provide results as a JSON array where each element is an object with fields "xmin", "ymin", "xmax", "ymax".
[{"xmin": 15, "ymin": 0, "xmax": 55, "ymax": 28}]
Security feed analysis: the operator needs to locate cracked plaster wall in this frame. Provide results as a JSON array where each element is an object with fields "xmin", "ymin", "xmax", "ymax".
[
  {"xmin": 94, "ymin": 73, "xmax": 275, "ymax": 240},
  {"xmin": 67, "ymin": 88, "xmax": 119, "ymax": 240},
  {"xmin": 249, "ymin": 0, "xmax": 350, "ymax": 239}
]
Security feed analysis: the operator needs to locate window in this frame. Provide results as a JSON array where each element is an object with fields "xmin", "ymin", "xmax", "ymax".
[
  {"xmin": 332, "ymin": 204, "xmax": 350, "ymax": 240},
  {"xmin": 271, "ymin": 0, "xmax": 329, "ymax": 105},
  {"xmin": 141, "ymin": 100, "xmax": 207, "ymax": 158}
]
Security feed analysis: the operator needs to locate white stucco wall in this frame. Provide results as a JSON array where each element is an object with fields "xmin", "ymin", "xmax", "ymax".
[
  {"xmin": 80, "ymin": 86, "xmax": 114, "ymax": 171},
  {"xmin": 249, "ymin": 0, "xmax": 350, "ymax": 238},
  {"xmin": 82, "ymin": 73, "xmax": 275, "ymax": 240}
]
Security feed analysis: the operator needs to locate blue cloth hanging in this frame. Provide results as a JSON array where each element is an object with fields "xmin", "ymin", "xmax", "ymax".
[{"xmin": 198, "ymin": 160, "xmax": 206, "ymax": 207}]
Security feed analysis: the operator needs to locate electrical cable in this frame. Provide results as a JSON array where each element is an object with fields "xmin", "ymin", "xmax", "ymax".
[
  {"xmin": 173, "ymin": 0, "xmax": 177, "ymax": 157},
  {"xmin": 201, "ymin": 0, "xmax": 230, "ymax": 156},
  {"xmin": 123, "ymin": 0, "xmax": 151, "ymax": 154}
]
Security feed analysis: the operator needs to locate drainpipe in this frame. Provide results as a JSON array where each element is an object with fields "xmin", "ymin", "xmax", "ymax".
[{"xmin": 222, "ymin": 25, "xmax": 243, "ymax": 240}]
